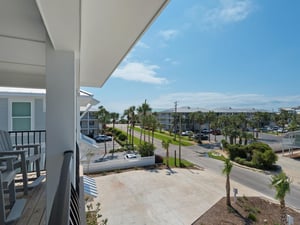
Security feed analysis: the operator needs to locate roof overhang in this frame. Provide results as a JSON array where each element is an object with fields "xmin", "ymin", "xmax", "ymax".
[
  {"xmin": 78, "ymin": 0, "xmax": 169, "ymax": 87},
  {"xmin": 0, "ymin": 0, "xmax": 169, "ymax": 89}
]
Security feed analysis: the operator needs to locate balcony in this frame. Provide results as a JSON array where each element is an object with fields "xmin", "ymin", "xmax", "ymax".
[{"xmin": 1, "ymin": 130, "xmax": 84, "ymax": 225}]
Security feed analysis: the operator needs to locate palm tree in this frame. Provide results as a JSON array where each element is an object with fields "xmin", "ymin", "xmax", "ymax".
[
  {"xmin": 97, "ymin": 106, "xmax": 110, "ymax": 154},
  {"xmin": 205, "ymin": 111, "xmax": 217, "ymax": 142},
  {"xmin": 137, "ymin": 100, "xmax": 152, "ymax": 143},
  {"xmin": 110, "ymin": 112, "xmax": 119, "ymax": 154},
  {"xmin": 162, "ymin": 139, "xmax": 171, "ymax": 167},
  {"xmin": 123, "ymin": 108, "xmax": 130, "ymax": 144},
  {"xmin": 189, "ymin": 112, "xmax": 198, "ymax": 132},
  {"xmin": 127, "ymin": 106, "xmax": 136, "ymax": 147},
  {"xmin": 222, "ymin": 158, "xmax": 233, "ymax": 207},
  {"xmin": 218, "ymin": 115, "xmax": 230, "ymax": 141},
  {"xmin": 97, "ymin": 105, "xmax": 110, "ymax": 133},
  {"xmin": 271, "ymin": 172, "xmax": 291, "ymax": 225},
  {"xmin": 195, "ymin": 111, "xmax": 205, "ymax": 134},
  {"xmin": 148, "ymin": 113, "xmax": 158, "ymax": 145}
]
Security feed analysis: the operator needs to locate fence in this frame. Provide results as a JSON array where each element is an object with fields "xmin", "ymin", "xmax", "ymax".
[
  {"xmin": 281, "ymin": 130, "xmax": 300, "ymax": 155},
  {"xmin": 82, "ymin": 156, "xmax": 155, "ymax": 174}
]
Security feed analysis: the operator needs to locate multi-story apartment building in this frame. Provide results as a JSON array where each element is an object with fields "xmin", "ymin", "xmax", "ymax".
[
  {"xmin": 156, "ymin": 106, "xmax": 271, "ymax": 132},
  {"xmin": 80, "ymin": 107, "xmax": 99, "ymax": 138}
]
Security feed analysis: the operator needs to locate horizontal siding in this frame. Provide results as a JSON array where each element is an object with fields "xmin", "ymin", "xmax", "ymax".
[
  {"xmin": 0, "ymin": 98, "xmax": 8, "ymax": 130},
  {"xmin": 35, "ymin": 99, "xmax": 45, "ymax": 130}
]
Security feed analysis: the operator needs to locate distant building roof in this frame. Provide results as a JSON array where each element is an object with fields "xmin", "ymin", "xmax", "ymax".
[
  {"xmin": 158, "ymin": 106, "xmax": 270, "ymax": 114},
  {"xmin": 213, "ymin": 107, "xmax": 270, "ymax": 113},
  {"xmin": 160, "ymin": 106, "xmax": 209, "ymax": 113}
]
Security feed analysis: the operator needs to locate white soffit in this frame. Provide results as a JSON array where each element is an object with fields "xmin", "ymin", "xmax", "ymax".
[
  {"xmin": 36, "ymin": 0, "xmax": 80, "ymax": 51},
  {"xmin": 80, "ymin": 0, "xmax": 169, "ymax": 87},
  {"xmin": 0, "ymin": 0, "xmax": 45, "ymax": 42},
  {"xmin": 0, "ymin": 0, "xmax": 46, "ymax": 88}
]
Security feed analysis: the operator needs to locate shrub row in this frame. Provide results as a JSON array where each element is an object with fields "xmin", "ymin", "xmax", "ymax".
[{"xmin": 223, "ymin": 140, "xmax": 278, "ymax": 170}]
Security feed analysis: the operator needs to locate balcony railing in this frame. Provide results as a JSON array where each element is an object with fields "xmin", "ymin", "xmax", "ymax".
[
  {"xmin": 48, "ymin": 150, "xmax": 80, "ymax": 225},
  {"xmin": 7, "ymin": 130, "xmax": 82, "ymax": 224},
  {"xmin": 9, "ymin": 130, "xmax": 46, "ymax": 171}
]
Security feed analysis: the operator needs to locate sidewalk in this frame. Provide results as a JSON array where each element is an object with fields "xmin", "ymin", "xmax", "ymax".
[{"xmin": 277, "ymin": 154, "xmax": 300, "ymax": 185}]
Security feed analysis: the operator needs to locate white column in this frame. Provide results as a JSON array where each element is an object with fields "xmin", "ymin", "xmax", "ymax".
[{"xmin": 45, "ymin": 38, "xmax": 77, "ymax": 221}]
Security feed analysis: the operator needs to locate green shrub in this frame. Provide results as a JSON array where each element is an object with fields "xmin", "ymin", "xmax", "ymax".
[
  {"xmin": 234, "ymin": 157, "xmax": 245, "ymax": 164},
  {"xmin": 247, "ymin": 212, "xmax": 257, "ymax": 222},
  {"xmin": 221, "ymin": 139, "xmax": 229, "ymax": 149},
  {"xmin": 86, "ymin": 202, "xmax": 108, "ymax": 225},
  {"xmin": 155, "ymin": 154, "xmax": 164, "ymax": 163},
  {"xmin": 138, "ymin": 143, "xmax": 155, "ymax": 157},
  {"xmin": 228, "ymin": 142, "xmax": 277, "ymax": 170},
  {"xmin": 115, "ymin": 130, "xmax": 122, "ymax": 136},
  {"xmin": 250, "ymin": 142, "xmax": 277, "ymax": 169},
  {"xmin": 117, "ymin": 133, "xmax": 127, "ymax": 141},
  {"xmin": 227, "ymin": 144, "xmax": 248, "ymax": 160},
  {"xmin": 243, "ymin": 160, "xmax": 255, "ymax": 167}
]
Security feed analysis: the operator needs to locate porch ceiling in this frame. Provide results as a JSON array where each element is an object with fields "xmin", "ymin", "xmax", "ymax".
[{"xmin": 0, "ymin": 0, "xmax": 169, "ymax": 89}]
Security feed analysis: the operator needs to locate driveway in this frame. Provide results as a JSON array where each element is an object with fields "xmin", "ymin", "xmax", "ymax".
[{"xmin": 94, "ymin": 168, "xmax": 263, "ymax": 225}]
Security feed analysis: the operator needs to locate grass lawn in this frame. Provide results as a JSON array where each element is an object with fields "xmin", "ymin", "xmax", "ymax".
[
  {"xmin": 163, "ymin": 157, "xmax": 194, "ymax": 168},
  {"xmin": 133, "ymin": 127, "xmax": 194, "ymax": 146},
  {"xmin": 207, "ymin": 151, "xmax": 226, "ymax": 161}
]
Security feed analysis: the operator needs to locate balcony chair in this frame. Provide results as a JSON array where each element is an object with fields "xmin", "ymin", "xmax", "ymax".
[
  {"xmin": 0, "ymin": 156, "xmax": 26, "ymax": 225},
  {"xmin": 0, "ymin": 130, "xmax": 44, "ymax": 195}
]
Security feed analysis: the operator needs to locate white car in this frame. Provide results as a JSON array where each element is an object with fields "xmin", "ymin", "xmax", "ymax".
[{"xmin": 124, "ymin": 153, "xmax": 137, "ymax": 159}]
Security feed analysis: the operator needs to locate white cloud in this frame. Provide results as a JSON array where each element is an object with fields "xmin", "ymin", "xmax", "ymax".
[
  {"xmin": 136, "ymin": 41, "xmax": 150, "ymax": 49},
  {"xmin": 184, "ymin": 0, "xmax": 255, "ymax": 30},
  {"xmin": 158, "ymin": 29, "xmax": 179, "ymax": 41},
  {"xmin": 204, "ymin": 0, "xmax": 254, "ymax": 25},
  {"xmin": 164, "ymin": 57, "xmax": 179, "ymax": 65},
  {"xmin": 151, "ymin": 92, "xmax": 300, "ymax": 111},
  {"xmin": 112, "ymin": 62, "xmax": 168, "ymax": 84}
]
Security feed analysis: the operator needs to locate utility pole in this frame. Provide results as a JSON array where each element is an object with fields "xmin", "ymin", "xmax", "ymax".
[
  {"xmin": 179, "ymin": 113, "xmax": 182, "ymax": 167},
  {"xmin": 174, "ymin": 101, "xmax": 177, "ymax": 141}
]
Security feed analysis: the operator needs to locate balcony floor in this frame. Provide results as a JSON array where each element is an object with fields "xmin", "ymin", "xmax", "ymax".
[{"xmin": 15, "ymin": 172, "xmax": 46, "ymax": 225}]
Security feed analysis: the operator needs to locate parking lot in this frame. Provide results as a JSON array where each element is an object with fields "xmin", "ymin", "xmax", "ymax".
[{"xmin": 93, "ymin": 168, "xmax": 263, "ymax": 225}]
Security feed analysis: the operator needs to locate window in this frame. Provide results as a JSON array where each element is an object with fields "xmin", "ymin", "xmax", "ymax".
[{"xmin": 11, "ymin": 102, "xmax": 32, "ymax": 131}]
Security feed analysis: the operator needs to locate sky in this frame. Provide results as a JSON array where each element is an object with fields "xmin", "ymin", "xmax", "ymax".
[{"xmin": 84, "ymin": 0, "xmax": 300, "ymax": 114}]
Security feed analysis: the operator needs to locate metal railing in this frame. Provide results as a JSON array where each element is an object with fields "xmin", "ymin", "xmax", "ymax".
[
  {"xmin": 48, "ymin": 150, "xmax": 80, "ymax": 225},
  {"xmin": 9, "ymin": 130, "xmax": 46, "ymax": 170}
]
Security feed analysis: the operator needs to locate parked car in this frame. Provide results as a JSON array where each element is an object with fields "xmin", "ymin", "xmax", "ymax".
[
  {"xmin": 211, "ymin": 129, "xmax": 221, "ymax": 135},
  {"xmin": 181, "ymin": 131, "xmax": 193, "ymax": 136},
  {"xmin": 124, "ymin": 153, "xmax": 137, "ymax": 159},
  {"xmin": 200, "ymin": 134, "xmax": 209, "ymax": 140},
  {"xmin": 94, "ymin": 135, "xmax": 112, "ymax": 143},
  {"xmin": 201, "ymin": 128, "xmax": 211, "ymax": 134},
  {"xmin": 193, "ymin": 133, "xmax": 209, "ymax": 140},
  {"xmin": 277, "ymin": 127, "xmax": 288, "ymax": 133}
]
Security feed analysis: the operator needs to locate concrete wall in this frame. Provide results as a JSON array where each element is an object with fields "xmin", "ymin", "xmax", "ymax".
[{"xmin": 82, "ymin": 156, "xmax": 155, "ymax": 174}]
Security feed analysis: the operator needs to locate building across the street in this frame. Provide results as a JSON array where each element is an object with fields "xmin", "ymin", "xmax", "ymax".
[{"xmin": 155, "ymin": 106, "xmax": 271, "ymax": 132}]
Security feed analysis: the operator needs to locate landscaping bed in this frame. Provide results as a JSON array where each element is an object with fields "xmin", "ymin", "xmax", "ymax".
[{"xmin": 192, "ymin": 196, "xmax": 300, "ymax": 225}]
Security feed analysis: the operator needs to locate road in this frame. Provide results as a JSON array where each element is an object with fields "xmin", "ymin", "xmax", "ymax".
[{"xmin": 114, "ymin": 124, "xmax": 300, "ymax": 210}]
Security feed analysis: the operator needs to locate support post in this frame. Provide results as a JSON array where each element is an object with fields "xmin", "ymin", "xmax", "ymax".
[{"xmin": 45, "ymin": 38, "xmax": 78, "ymax": 222}]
